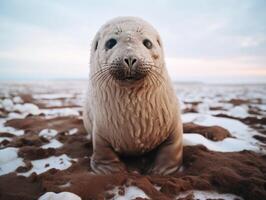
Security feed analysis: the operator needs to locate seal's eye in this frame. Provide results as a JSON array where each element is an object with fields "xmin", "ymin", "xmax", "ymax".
[
  {"xmin": 143, "ymin": 39, "xmax": 153, "ymax": 49},
  {"xmin": 105, "ymin": 38, "xmax": 117, "ymax": 50}
]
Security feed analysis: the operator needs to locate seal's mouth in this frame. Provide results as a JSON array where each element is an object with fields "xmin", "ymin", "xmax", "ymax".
[
  {"xmin": 110, "ymin": 69, "xmax": 147, "ymax": 83},
  {"xmin": 124, "ymin": 75, "xmax": 141, "ymax": 81}
]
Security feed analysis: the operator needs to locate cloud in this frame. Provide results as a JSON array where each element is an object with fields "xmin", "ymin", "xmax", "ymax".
[
  {"xmin": 166, "ymin": 56, "xmax": 266, "ymax": 83},
  {"xmin": 239, "ymin": 36, "xmax": 266, "ymax": 47},
  {"xmin": 0, "ymin": 0, "xmax": 266, "ymax": 83}
]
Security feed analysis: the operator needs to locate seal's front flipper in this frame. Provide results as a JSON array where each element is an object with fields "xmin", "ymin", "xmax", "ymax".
[
  {"xmin": 149, "ymin": 130, "xmax": 183, "ymax": 175},
  {"xmin": 90, "ymin": 135, "xmax": 126, "ymax": 174}
]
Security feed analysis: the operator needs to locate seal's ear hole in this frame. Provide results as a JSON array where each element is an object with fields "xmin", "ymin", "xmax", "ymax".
[
  {"xmin": 94, "ymin": 40, "xmax": 98, "ymax": 51},
  {"xmin": 157, "ymin": 39, "xmax": 161, "ymax": 47}
]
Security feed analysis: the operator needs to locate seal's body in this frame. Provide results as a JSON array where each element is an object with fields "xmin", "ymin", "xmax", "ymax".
[{"xmin": 83, "ymin": 17, "xmax": 183, "ymax": 175}]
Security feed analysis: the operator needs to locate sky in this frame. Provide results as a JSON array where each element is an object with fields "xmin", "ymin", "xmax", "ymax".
[{"xmin": 0, "ymin": 0, "xmax": 266, "ymax": 83}]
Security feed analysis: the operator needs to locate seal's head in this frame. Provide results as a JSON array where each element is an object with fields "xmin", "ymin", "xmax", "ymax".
[{"xmin": 90, "ymin": 17, "xmax": 165, "ymax": 85}]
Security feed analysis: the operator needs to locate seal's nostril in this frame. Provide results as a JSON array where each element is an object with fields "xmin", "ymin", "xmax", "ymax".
[
  {"xmin": 132, "ymin": 58, "xmax": 137, "ymax": 66},
  {"xmin": 124, "ymin": 57, "xmax": 137, "ymax": 68},
  {"xmin": 124, "ymin": 58, "xmax": 130, "ymax": 67}
]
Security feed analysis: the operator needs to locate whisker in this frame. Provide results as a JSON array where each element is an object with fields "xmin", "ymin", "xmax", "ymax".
[
  {"xmin": 93, "ymin": 71, "xmax": 109, "ymax": 85},
  {"xmin": 149, "ymin": 70, "xmax": 163, "ymax": 86},
  {"xmin": 147, "ymin": 73, "xmax": 156, "ymax": 86},
  {"xmin": 150, "ymin": 69, "xmax": 165, "ymax": 81},
  {"xmin": 96, "ymin": 70, "xmax": 110, "ymax": 85},
  {"xmin": 90, "ymin": 67, "xmax": 110, "ymax": 81},
  {"xmin": 99, "ymin": 72, "xmax": 110, "ymax": 88}
]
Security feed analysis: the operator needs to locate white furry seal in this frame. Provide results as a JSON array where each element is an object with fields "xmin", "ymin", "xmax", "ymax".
[{"xmin": 83, "ymin": 17, "xmax": 183, "ymax": 175}]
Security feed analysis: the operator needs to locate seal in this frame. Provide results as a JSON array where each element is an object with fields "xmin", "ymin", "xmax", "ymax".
[{"xmin": 83, "ymin": 17, "xmax": 183, "ymax": 175}]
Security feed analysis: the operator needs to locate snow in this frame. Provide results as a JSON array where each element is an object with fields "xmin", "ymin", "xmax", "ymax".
[
  {"xmin": 0, "ymin": 147, "xmax": 25, "ymax": 175},
  {"xmin": 41, "ymin": 108, "xmax": 80, "ymax": 117},
  {"xmin": 0, "ymin": 148, "xmax": 19, "ymax": 164},
  {"xmin": 33, "ymin": 93, "xmax": 75, "ymax": 99},
  {"xmin": 1, "ymin": 99, "xmax": 14, "ymax": 111},
  {"xmin": 227, "ymin": 105, "xmax": 249, "ymax": 118},
  {"xmin": 38, "ymin": 192, "xmax": 81, "ymax": 200},
  {"xmin": 0, "ymin": 119, "xmax": 24, "ymax": 136},
  {"xmin": 176, "ymin": 190, "xmax": 243, "ymax": 200},
  {"xmin": 182, "ymin": 113, "xmax": 265, "ymax": 153},
  {"xmin": 183, "ymin": 134, "xmax": 261, "ymax": 152},
  {"xmin": 68, "ymin": 128, "xmax": 78, "ymax": 135},
  {"xmin": 19, "ymin": 154, "xmax": 75, "ymax": 177},
  {"xmin": 7, "ymin": 112, "xmax": 27, "ymax": 120},
  {"xmin": 208, "ymin": 105, "xmax": 250, "ymax": 119},
  {"xmin": 13, "ymin": 96, "xmax": 23, "ymax": 104},
  {"xmin": 1, "ymin": 98, "xmax": 40, "ymax": 115},
  {"xmin": 13, "ymin": 103, "xmax": 41, "ymax": 115},
  {"xmin": 39, "ymin": 129, "xmax": 62, "ymax": 149},
  {"xmin": 59, "ymin": 181, "xmax": 71, "ymax": 188},
  {"xmin": 182, "ymin": 113, "xmax": 260, "ymax": 140},
  {"xmin": 252, "ymin": 104, "xmax": 266, "ymax": 111},
  {"xmin": 0, "ymin": 137, "xmax": 11, "ymax": 143},
  {"xmin": 113, "ymin": 186, "xmax": 149, "ymax": 200},
  {"xmin": 39, "ymin": 129, "xmax": 58, "ymax": 139},
  {"xmin": 41, "ymin": 139, "xmax": 63, "ymax": 149}
]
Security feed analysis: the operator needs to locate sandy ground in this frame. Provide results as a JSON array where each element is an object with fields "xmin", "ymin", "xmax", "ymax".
[{"xmin": 0, "ymin": 81, "xmax": 265, "ymax": 200}]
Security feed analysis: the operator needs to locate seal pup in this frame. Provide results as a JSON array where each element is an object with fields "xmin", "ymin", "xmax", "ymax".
[{"xmin": 83, "ymin": 17, "xmax": 183, "ymax": 175}]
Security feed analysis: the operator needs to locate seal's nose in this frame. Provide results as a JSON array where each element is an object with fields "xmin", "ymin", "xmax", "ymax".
[{"xmin": 123, "ymin": 56, "xmax": 138, "ymax": 69}]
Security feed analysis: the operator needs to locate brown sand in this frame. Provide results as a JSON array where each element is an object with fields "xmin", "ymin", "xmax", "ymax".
[{"xmin": 183, "ymin": 123, "xmax": 231, "ymax": 141}]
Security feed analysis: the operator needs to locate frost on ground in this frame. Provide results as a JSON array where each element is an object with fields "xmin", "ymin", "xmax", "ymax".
[{"xmin": 0, "ymin": 81, "xmax": 265, "ymax": 200}]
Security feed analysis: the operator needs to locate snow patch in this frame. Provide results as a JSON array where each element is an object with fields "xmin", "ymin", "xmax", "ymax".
[
  {"xmin": 1, "ymin": 98, "xmax": 40, "ymax": 115},
  {"xmin": 182, "ymin": 113, "xmax": 260, "ymax": 141},
  {"xmin": 59, "ymin": 181, "xmax": 71, "ymax": 188},
  {"xmin": 227, "ymin": 105, "xmax": 249, "ymax": 118},
  {"xmin": 182, "ymin": 113, "xmax": 265, "ymax": 153},
  {"xmin": 39, "ymin": 129, "xmax": 58, "ymax": 139},
  {"xmin": 68, "ymin": 128, "xmax": 78, "ymax": 135},
  {"xmin": 0, "ymin": 119, "xmax": 24, "ymax": 136},
  {"xmin": 176, "ymin": 190, "xmax": 243, "ymax": 200},
  {"xmin": 0, "ymin": 137, "xmax": 12, "ymax": 143},
  {"xmin": 13, "ymin": 96, "xmax": 23, "ymax": 104},
  {"xmin": 7, "ymin": 112, "xmax": 27, "ymax": 120},
  {"xmin": 34, "ymin": 93, "xmax": 75, "ymax": 99},
  {"xmin": 1, "ymin": 99, "xmax": 14, "ymax": 111},
  {"xmin": 252, "ymin": 104, "xmax": 266, "ymax": 111},
  {"xmin": 113, "ymin": 186, "xmax": 149, "ymax": 200},
  {"xmin": 183, "ymin": 134, "xmax": 262, "ymax": 152},
  {"xmin": 38, "ymin": 192, "xmax": 81, "ymax": 200},
  {"xmin": 41, "ymin": 139, "xmax": 63, "ymax": 149},
  {"xmin": 41, "ymin": 108, "xmax": 80, "ymax": 117},
  {"xmin": 0, "ymin": 147, "xmax": 25, "ymax": 175},
  {"xmin": 19, "ymin": 154, "xmax": 75, "ymax": 177},
  {"xmin": 13, "ymin": 103, "xmax": 41, "ymax": 115}
]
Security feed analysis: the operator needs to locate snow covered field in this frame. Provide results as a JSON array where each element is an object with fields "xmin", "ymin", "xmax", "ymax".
[{"xmin": 0, "ymin": 81, "xmax": 265, "ymax": 200}]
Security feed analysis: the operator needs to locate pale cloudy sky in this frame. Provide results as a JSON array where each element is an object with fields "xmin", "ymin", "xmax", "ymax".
[{"xmin": 0, "ymin": 0, "xmax": 266, "ymax": 83}]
